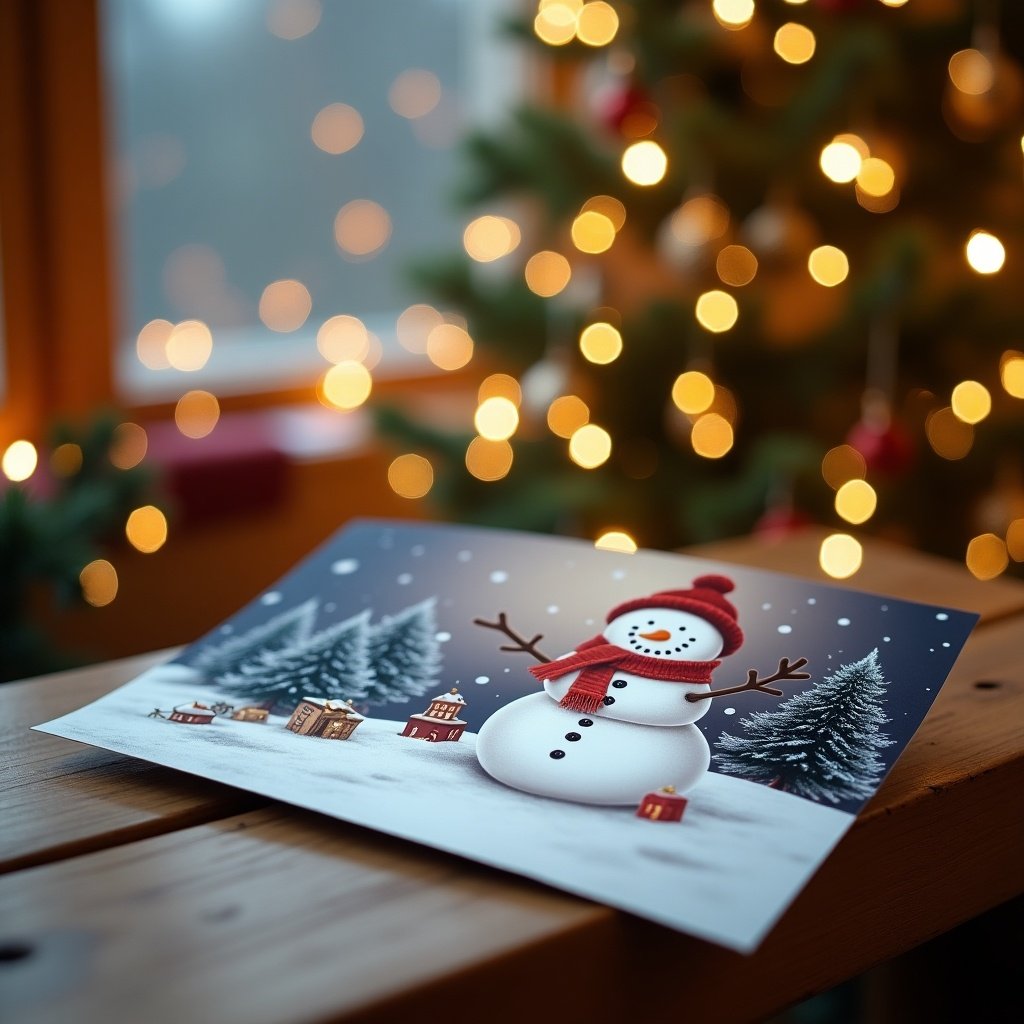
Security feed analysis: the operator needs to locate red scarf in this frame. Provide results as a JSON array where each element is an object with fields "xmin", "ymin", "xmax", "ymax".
[{"xmin": 528, "ymin": 635, "xmax": 720, "ymax": 714}]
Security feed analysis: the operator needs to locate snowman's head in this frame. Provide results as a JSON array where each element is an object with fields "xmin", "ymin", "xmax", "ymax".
[
  {"xmin": 604, "ymin": 607, "xmax": 725, "ymax": 660},
  {"xmin": 602, "ymin": 576, "xmax": 744, "ymax": 660}
]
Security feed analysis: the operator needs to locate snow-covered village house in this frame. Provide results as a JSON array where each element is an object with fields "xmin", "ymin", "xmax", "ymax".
[
  {"xmin": 169, "ymin": 702, "xmax": 217, "ymax": 725},
  {"xmin": 231, "ymin": 706, "xmax": 269, "ymax": 723},
  {"xmin": 400, "ymin": 688, "xmax": 467, "ymax": 742},
  {"xmin": 286, "ymin": 697, "xmax": 365, "ymax": 740}
]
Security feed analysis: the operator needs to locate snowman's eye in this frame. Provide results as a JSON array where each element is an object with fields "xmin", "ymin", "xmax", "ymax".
[{"xmin": 648, "ymin": 620, "xmax": 655, "ymax": 625}]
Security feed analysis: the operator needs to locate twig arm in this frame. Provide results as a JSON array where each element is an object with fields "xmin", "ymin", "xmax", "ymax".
[
  {"xmin": 686, "ymin": 657, "xmax": 810, "ymax": 703},
  {"xmin": 473, "ymin": 613, "xmax": 552, "ymax": 663}
]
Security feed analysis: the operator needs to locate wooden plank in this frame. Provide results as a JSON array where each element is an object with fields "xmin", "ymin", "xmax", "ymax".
[
  {"xmin": 0, "ymin": 651, "xmax": 262, "ymax": 874},
  {"xmin": 0, "ymin": 613, "xmax": 1020, "ymax": 1024}
]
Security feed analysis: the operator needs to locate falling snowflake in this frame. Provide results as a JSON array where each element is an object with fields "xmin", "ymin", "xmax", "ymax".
[
  {"xmin": 490, "ymin": 570, "xmax": 509, "ymax": 583},
  {"xmin": 457, "ymin": 550, "xmax": 472, "ymax": 562},
  {"xmin": 936, "ymin": 612, "xmax": 949, "ymax": 621},
  {"xmin": 942, "ymin": 642, "xmax": 950, "ymax": 648},
  {"xmin": 547, "ymin": 605, "xmax": 559, "ymax": 614},
  {"xmin": 777, "ymin": 625, "xmax": 792, "ymax": 635},
  {"xmin": 397, "ymin": 573, "xmax": 413, "ymax": 585},
  {"xmin": 612, "ymin": 569, "xmax": 627, "ymax": 580},
  {"xmin": 883, "ymin": 636, "xmax": 891, "ymax": 642},
  {"xmin": 324, "ymin": 602, "xmax": 336, "ymax": 613},
  {"xmin": 435, "ymin": 631, "xmax": 452, "ymax": 642},
  {"xmin": 331, "ymin": 558, "xmax": 359, "ymax": 575},
  {"xmin": 807, "ymin": 597, "xmax": 817, "ymax": 605},
  {"xmin": 475, "ymin": 676, "xmax": 490, "ymax": 685},
  {"xmin": 260, "ymin": 591, "xmax": 283, "ymax": 606},
  {"xmin": 762, "ymin": 603, "xmax": 772, "ymax": 611},
  {"xmin": 411, "ymin": 545, "xmax": 425, "ymax": 557},
  {"xmin": 837, "ymin": 617, "xmax": 851, "ymax": 627},
  {"xmin": 724, "ymin": 707, "xmax": 737, "ymax": 716}
]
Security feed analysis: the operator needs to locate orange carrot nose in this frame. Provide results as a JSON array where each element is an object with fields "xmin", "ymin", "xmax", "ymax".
[{"xmin": 639, "ymin": 629, "xmax": 672, "ymax": 641}]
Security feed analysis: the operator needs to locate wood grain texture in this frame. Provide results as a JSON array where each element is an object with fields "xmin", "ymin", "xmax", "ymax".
[{"xmin": 0, "ymin": 651, "xmax": 262, "ymax": 873}]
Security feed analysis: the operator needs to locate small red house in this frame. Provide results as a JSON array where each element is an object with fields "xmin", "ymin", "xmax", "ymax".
[
  {"xmin": 169, "ymin": 702, "xmax": 217, "ymax": 725},
  {"xmin": 636, "ymin": 785, "xmax": 688, "ymax": 822},
  {"xmin": 400, "ymin": 687, "xmax": 467, "ymax": 743}
]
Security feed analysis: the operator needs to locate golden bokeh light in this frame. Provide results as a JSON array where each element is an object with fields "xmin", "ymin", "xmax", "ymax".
[
  {"xmin": 51, "ymin": 443, "xmax": 83, "ymax": 477},
  {"xmin": 136, "ymin": 318, "xmax": 173, "ymax": 370},
  {"xmin": 525, "ymin": 251, "xmax": 572, "ymax": 297},
  {"xmin": 965, "ymin": 230, "xmax": 1005, "ymax": 274},
  {"xmin": 856, "ymin": 182, "xmax": 900, "ymax": 214},
  {"xmin": 334, "ymin": 200, "xmax": 392, "ymax": 257},
  {"xmin": 948, "ymin": 48, "xmax": 995, "ymax": 96},
  {"xmin": 388, "ymin": 454, "xmax": 434, "ymax": 499},
  {"xmin": 594, "ymin": 530, "xmax": 637, "ymax": 553},
  {"xmin": 126, "ymin": 505, "xmax": 168, "ymax": 554},
  {"xmin": 820, "ymin": 140, "xmax": 863, "ymax": 183},
  {"xmin": 474, "ymin": 396, "xmax": 519, "ymax": 441},
  {"xmin": 534, "ymin": 3, "xmax": 577, "ymax": 46},
  {"xmin": 671, "ymin": 370, "xmax": 715, "ymax": 415},
  {"xmin": 166, "ymin": 320, "xmax": 213, "ymax": 372},
  {"xmin": 478, "ymin": 374, "xmax": 522, "ymax": 407},
  {"xmin": 175, "ymin": 390, "xmax": 220, "ymax": 440},
  {"xmin": 569, "ymin": 423, "xmax": 612, "ymax": 468},
  {"xmin": 266, "ymin": 0, "xmax": 321, "ymax": 40},
  {"xmin": 80, "ymin": 558, "xmax": 118, "ymax": 607},
  {"xmin": 925, "ymin": 406, "xmax": 973, "ymax": 460},
  {"xmin": 580, "ymin": 195, "xmax": 627, "ymax": 231},
  {"xmin": 388, "ymin": 69, "xmax": 442, "ymax": 119},
  {"xmin": 463, "ymin": 215, "xmax": 521, "ymax": 262},
  {"xmin": 690, "ymin": 413, "xmax": 734, "ymax": 459},
  {"xmin": 807, "ymin": 245, "xmax": 849, "ymax": 287},
  {"xmin": 1000, "ymin": 350, "xmax": 1024, "ymax": 398},
  {"xmin": 835, "ymin": 479, "xmax": 877, "ymax": 525},
  {"xmin": 669, "ymin": 194, "xmax": 730, "ymax": 246},
  {"xmin": 621, "ymin": 140, "xmax": 668, "ymax": 186},
  {"xmin": 712, "ymin": 0, "xmax": 755, "ymax": 30},
  {"xmin": 311, "ymin": 103, "xmax": 364, "ymax": 155},
  {"xmin": 426, "ymin": 323, "xmax": 474, "ymax": 371},
  {"xmin": 819, "ymin": 533, "xmax": 863, "ymax": 579},
  {"xmin": 1007, "ymin": 518, "xmax": 1024, "ymax": 561},
  {"xmin": 821, "ymin": 444, "xmax": 867, "ymax": 490},
  {"xmin": 856, "ymin": 157, "xmax": 896, "ymax": 197},
  {"xmin": 547, "ymin": 395, "xmax": 590, "ymax": 438},
  {"xmin": 576, "ymin": 2, "xmax": 619, "ymax": 46},
  {"xmin": 397, "ymin": 304, "xmax": 444, "ymax": 354},
  {"xmin": 579, "ymin": 322, "xmax": 623, "ymax": 364},
  {"xmin": 773, "ymin": 23, "xmax": 816, "ymax": 64},
  {"xmin": 716, "ymin": 244, "xmax": 758, "ymax": 287},
  {"xmin": 2, "ymin": 439, "xmax": 38, "ymax": 482},
  {"xmin": 695, "ymin": 290, "xmax": 739, "ymax": 333},
  {"xmin": 317, "ymin": 315, "xmax": 370, "ymax": 363},
  {"xmin": 966, "ymin": 533, "xmax": 1008, "ymax": 580},
  {"xmin": 950, "ymin": 380, "xmax": 991, "ymax": 424},
  {"xmin": 832, "ymin": 132, "xmax": 870, "ymax": 158},
  {"xmin": 320, "ymin": 361, "xmax": 373, "ymax": 410},
  {"xmin": 109, "ymin": 422, "xmax": 148, "ymax": 470},
  {"xmin": 571, "ymin": 211, "xmax": 616, "ymax": 254},
  {"xmin": 465, "ymin": 437, "xmax": 514, "ymax": 481},
  {"xmin": 258, "ymin": 279, "xmax": 312, "ymax": 333}
]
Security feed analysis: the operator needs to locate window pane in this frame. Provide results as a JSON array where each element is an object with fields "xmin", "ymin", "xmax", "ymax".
[{"xmin": 103, "ymin": 0, "xmax": 520, "ymax": 400}]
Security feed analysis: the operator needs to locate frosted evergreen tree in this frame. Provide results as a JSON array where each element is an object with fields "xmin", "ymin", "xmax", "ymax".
[
  {"xmin": 364, "ymin": 598, "xmax": 442, "ymax": 704},
  {"xmin": 714, "ymin": 649, "xmax": 894, "ymax": 805},
  {"xmin": 192, "ymin": 598, "xmax": 318, "ymax": 682},
  {"xmin": 218, "ymin": 610, "xmax": 372, "ymax": 712}
]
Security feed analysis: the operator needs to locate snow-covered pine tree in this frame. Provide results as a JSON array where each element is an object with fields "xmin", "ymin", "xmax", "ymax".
[
  {"xmin": 192, "ymin": 598, "xmax": 318, "ymax": 682},
  {"xmin": 364, "ymin": 598, "xmax": 442, "ymax": 704},
  {"xmin": 217, "ymin": 609, "xmax": 372, "ymax": 712},
  {"xmin": 714, "ymin": 649, "xmax": 895, "ymax": 805}
]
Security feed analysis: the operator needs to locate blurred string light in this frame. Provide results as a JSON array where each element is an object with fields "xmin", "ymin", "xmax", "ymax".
[
  {"xmin": 948, "ymin": 48, "xmax": 995, "ymax": 96},
  {"xmin": 856, "ymin": 157, "xmax": 896, "ymax": 198},
  {"xmin": 807, "ymin": 245, "xmax": 849, "ymax": 287},
  {"xmin": 835, "ymin": 479, "xmax": 877, "ymax": 525},
  {"xmin": 311, "ymin": 103, "xmax": 363, "ymax": 155},
  {"xmin": 716, "ymin": 244, "xmax": 758, "ymax": 287},
  {"xmin": 175, "ymin": 390, "xmax": 220, "ymax": 439},
  {"xmin": 966, "ymin": 532, "xmax": 1008, "ymax": 579},
  {"xmin": 51, "ymin": 443, "xmax": 83, "ymax": 477},
  {"xmin": 671, "ymin": 371, "xmax": 715, "ymax": 415},
  {"xmin": 388, "ymin": 454, "xmax": 434, "ymax": 499},
  {"xmin": 2, "ymin": 440, "xmax": 37, "ymax": 482},
  {"xmin": 773, "ymin": 23, "xmax": 815, "ymax": 65},
  {"xmin": 965, "ymin": 230, "xmax": 1005, "ymax": 274},
  {"xmin": 397, "ymin": 304, "xmax": 444, "ymax": 354},
  {"xmin": 576, "ymin": 2, "xmax": 619, "ymax": 46},
  {"xmin": 126, "ymin": 506, "xmax": 168, "ymax": 554},
  {"xmin": 669, "ymin": 195, "xmax": 730, "ymax": 246},
  {"xmin": 465, "ymin": 437, "xmax": 514, "ymax": 481},
  {"xmin": 950, "ymin": 380, "xmax": 991, "ymax": 423},
  {"xmin": 569, "ymin": 423, "xmax": 611, "ymax": 468},
  {"xmin": 819, "ymin": 533, "xmax": 862, "ymax": 579},
  {"xmin": 879, "ymin": 0, "xmax": 909, "ymax": 7},
  {"xmin": 317, "ymin": 315, "xmax": 369, "ymax": 363},
  {"xmin": 925, "ymin": 406, "xmax": 973, "ymax": 460},
  {"xmin": 166, "ymin": 320, "xmax": 212, "ymax": 371},
  {"xmin": 581, "ymin": 195, "xmax": 627, "ymax": 231},
  {"xmin": 1001, "ymin": 351, "xmax": 1024, "ymax": 397},
  {"xmin": 525, "ymin": 251, "xmax": 572, "ymax": 296},
  {"xmin": 335, "ymin": 200, "xmax": 391, "ymax": 258},
  {"xmin": 690, "ymin": 413, "xmax": 733, "ymax": 458},
  {"xmin": 579, "ymin": 322, "xmax": 622, "ymax": 364},
  {"xmin": 259, "ymin": 279, "xmax": 311, "ymax": 332},
  {"xmin": 621, "ymin": 140, "xmax": 667, "ymax": 186},
  {"xmin": 266, "ymin": 0, "xmax": 321, "ymax": 40},
  {"xmin": 80, "ymin": 558, "xmax": 118, "ymax": 607},
  {"xmin": 594, "ymin": 530, "xmax": 637, "ymax": 553},
  {"xmin": 109, "ymin": 422, "xmax": 148, "ymax": 470},
  {"xmin": 464, "ymin": 216, "xmax": 521, "ymax": 262},
  {"xmin": 478, "ymin": 374, "xmax": 522, "ymax": 406},
  {"xmin": 695, "ymin": 289, "xmax": 739, "ymax": 332},
  {"xmin": 1007, "ymin": 519, "xmax": 1024, "ymax": 561},
  {"xmin": 474, "ymin": 397, "xmax": 519, "ymax": 440},
  {"xmin": 426, "ymin": 323, "xmax": 474, "ymax": 370},
  {"xmin": 547, "ymin": 395, "xmax": 590, "ymax": 437},
  {"xmin": 389, "ymin": 70, "xmax": 442, "ymax": 119},
  {"xmin": 821, "ymin": 444, "xmax": 867, "ymax": 489},
  {"xmin": 571, "ymin": 211, "xmax": 616, "ymax": 254},
  {"xmin": 712, "ymin": 0, "xmax": 755, "ymax": 31},
  {"xmin": 820, "ymin": 139, "xmax": 863, "ymax": 183},
  {"xmin": 136, "ymin": 319, "xmax": 174, "ymax": 370},
  {"xmin": 319, "ymin": 361, "xmax": 372, "ymax": 410},
  {"xmin": 533, "ymin": 1, "xmax": 618, "ymax": 48}
]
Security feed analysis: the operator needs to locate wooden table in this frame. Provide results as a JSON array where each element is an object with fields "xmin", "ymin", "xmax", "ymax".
[{"xmin": 2, "ymin": 532, "xmax": 1023, "ymax": 1024}]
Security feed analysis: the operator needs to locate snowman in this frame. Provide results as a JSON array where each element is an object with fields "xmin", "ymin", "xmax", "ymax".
[{"xmin": 474, "ymin": 575, "xmax": 808, "ymax": 808}]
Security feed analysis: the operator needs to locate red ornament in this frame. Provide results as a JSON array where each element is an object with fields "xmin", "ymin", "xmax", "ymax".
[
  {"xmin": 754, "ymin": 503, "xmax": 813, "ymax": 540},
  {"xmin": 636, "ymin": 785, "xmax": 688, "ymax": 822},
  {"xmin": 846, "ymin": 418, "xmax": 915, "ymax": 477},
  {"xmin": 597, "ymin": 83, "xmax": 658, "ymax": 137}
]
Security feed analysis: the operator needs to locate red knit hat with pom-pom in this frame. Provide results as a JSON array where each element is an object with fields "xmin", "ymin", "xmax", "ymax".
[{"xmin": 606, "ymin": 575, "xmax": 744, "ymax": 656}]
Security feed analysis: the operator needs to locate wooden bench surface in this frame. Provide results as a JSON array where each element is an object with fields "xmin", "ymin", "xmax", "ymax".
[{"xmin": 1, "ymin": 532, "xmax": 1022, "ymax": 1024}]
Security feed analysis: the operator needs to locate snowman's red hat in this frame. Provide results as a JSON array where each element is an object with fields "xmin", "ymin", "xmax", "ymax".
[{"xmin": 606, "ymin": 575, "xmax": 744, "ymax": 656}]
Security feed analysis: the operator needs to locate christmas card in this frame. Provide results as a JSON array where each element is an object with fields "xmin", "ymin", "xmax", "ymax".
[{"xmin": 35, "ymin": 520, "xmax": 977, "ymax": 952}]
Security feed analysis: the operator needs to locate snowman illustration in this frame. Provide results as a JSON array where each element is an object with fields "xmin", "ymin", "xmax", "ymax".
[{"xmin": 474, "ymin": 575, "xmax": 809, "ymax": 808}]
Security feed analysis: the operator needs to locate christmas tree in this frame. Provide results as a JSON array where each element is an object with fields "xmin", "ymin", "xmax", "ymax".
[
  {"xmin": 218, "ymin": 609, "xmax": 372, "ymax": 711},
  {"xmin": 192, "ymin": 598, "xmax": 319, "ymax": 682},
  {"xmin": 377, "ymin": 1, "xmax": 1024, "ymax": 578},
  {"xmin": 364, "ymin": 598, "xmax": 442, "ymax": 704},
  {"xmin": 714, "ymin": 648, "xmax": 894, "ymax": 803}
]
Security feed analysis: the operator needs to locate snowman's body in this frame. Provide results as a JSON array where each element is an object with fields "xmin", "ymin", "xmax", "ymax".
[{"xmin": 476, "ymin": 605, "xmax": 728, "ymax": 806}]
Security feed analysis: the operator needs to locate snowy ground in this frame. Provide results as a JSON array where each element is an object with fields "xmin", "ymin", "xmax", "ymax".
[{"xmin": 36, "ymin": 664, "xmax": 853, "ymax": 953}]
